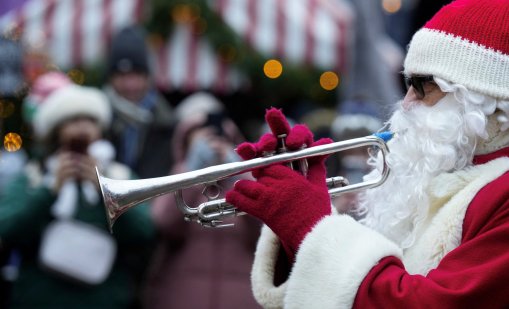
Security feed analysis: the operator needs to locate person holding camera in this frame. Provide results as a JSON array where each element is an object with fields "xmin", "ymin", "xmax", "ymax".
[
  {"xmin": 143, "ymin": 92, "xmax": 261, "ymax": 309},
  {"xmin": 0, "ymin": 75, "xmax": 155, "ymax": 309}
]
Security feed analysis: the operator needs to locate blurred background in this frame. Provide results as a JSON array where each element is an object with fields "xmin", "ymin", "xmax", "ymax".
[{"xmin": 0, "ymin": 0, "xmax": 448, "ymax": 146}]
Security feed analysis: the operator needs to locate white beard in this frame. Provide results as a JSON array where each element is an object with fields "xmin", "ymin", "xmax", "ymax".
[{"xmin": 357, "ymin": 93, "xmax": 488, "ymax": 248}]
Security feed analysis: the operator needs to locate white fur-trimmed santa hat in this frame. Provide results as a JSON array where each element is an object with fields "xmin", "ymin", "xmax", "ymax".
[
  {"xmin": 33, "ymin": 84, "xmax": 111, "ymax": 139},
  {"xmin": 404, "ymin": 0, "xmax": 509, "ymax": 100}
]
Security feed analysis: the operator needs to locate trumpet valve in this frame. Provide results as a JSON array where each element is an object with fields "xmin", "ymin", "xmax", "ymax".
[
  {"xmin": 200, "ymin": 219, "xmax": 234, "ymax": 228},
  {"xmin": 327, "ymin": 176, "xmax": 349, "ymax": 189}
]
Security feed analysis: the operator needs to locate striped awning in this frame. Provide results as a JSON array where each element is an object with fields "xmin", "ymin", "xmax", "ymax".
[
  {"xmin": 215, "ymin": 0, "xmax": 353, "ymax": 72},
  {"xmin": 0, "ymin": 0, "xmax": 144, "ymax": 69},
  {"xmin": 0, "ymin": 0, "xmax": 354, "ymax": 92}
]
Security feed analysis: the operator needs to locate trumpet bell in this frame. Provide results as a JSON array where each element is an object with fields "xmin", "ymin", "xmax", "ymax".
[{"xmin": 97, "ymin": 168, "xmax": 129, "ymax": 232}]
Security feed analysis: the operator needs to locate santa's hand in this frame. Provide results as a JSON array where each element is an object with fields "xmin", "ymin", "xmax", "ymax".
[
  {"xmin": 236, "ymin": 108, "xmax": 314, "ymax": 159},
  {"xmin": 226, "ymin": 139, "xmax": 332, "ymax": 262}
]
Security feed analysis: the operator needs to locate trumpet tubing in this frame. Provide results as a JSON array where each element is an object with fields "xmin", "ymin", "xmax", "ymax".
[{"xmin": 97, "ymin": 135, "xmax": 390, "ymax": 232}]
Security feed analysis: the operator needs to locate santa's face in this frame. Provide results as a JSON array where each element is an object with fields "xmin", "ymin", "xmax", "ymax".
[
  {"xmin": 357, "ymin": 91, "xmax": 484, "ymax": 248},
  {"xmin": 402, "ymin": 75, "xmax": 446, "ymax": 109}
]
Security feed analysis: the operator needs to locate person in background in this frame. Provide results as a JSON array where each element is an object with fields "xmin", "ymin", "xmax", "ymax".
[
  {"xmin": 104, "ymin": 25, "xmax": 175, "ymax": 179},
  {"xmin": 329, "ymin": 99, "xmax": 383, "ymax": 214},
  {"xmin": 143, "ymin": 92, "xmax": 261, "ymax": 309},
  {"xmin": 341, "ymin": 0, "xmax": 404, "ymax": 121},
  {"xmin": 225, "ymin": 0, "xmax": 509, "ymax": 307},
  {"xmin": 0, "ymin": 76, "xmax": 155, "ymax": 309}
]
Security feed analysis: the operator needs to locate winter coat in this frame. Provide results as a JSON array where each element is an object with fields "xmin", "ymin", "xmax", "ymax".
[
  {"xmin": 0, "ymin": 160, "xmax": 155, "ymax": 309},
  {"xmin": 143, "ymin": 113, "xmax": 262, "ymax": 309},
  {"xmin": 249, "ymin": 147, "xmax": 509, "ymax": 308},
  {"xmin": 104, "ymin": 85, "xmax": 175, "ymax": 179}
]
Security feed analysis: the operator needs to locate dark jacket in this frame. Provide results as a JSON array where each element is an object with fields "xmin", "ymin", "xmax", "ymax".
[{"xmin": 104, "ymin": 85, "xmax": 175, "ymax": 179}]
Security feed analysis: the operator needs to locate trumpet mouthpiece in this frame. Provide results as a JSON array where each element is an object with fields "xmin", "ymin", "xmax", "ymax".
[{"xmin": 373, "ymin": 131, "xmax": 393, "ymax": 142}]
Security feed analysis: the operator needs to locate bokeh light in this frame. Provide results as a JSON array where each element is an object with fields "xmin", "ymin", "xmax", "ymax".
[
  {"xmin": 263, "ymin": 59, "xmax": 283, "ymax": 79},
  {"xmin": 0, "ymin": 100, "xmax": 15, "ymax": 118},
  {"xmin": 68, "ymin": 69, "xmax": 85, "ymax": 85},
  {"xmin": 382, "ymin": 0, "xmax": 402, "ymax": 14},
  {"xmin": 319, "ymin": 71, "xmax": 340, "ymax": 90},
  {"xmin": 4, "ymin": 133, "xmax": 22, "ymax": 152}
]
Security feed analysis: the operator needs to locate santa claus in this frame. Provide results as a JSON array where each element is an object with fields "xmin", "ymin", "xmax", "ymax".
[{"xmin": 226, "ymin": 0, "xmax": 509, "ymax": 307}]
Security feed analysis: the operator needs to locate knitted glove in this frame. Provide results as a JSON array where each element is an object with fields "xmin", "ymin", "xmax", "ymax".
[
  {"xmin": 236, "ymin": 107, "xmax": 314, "ymax": 162},
  {"xmin": 226, "ymin": 108, "xmax": 332, "ymax": 262}
]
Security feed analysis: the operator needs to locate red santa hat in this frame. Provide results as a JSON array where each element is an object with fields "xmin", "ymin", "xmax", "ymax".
[{"xmin": 404, "ymin": 0, "xmax": 509, "ymax": 100}]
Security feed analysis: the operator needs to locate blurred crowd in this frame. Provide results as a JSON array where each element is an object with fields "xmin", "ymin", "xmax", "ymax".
[{"xmin": 0, "ymin": 0, "xmax": 449, "ymax": 308}]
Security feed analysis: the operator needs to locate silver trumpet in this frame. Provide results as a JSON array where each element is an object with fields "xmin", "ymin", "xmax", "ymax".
[{"xmin": 96, "ymin": 134, "xmax": 391, "ymax": 232}]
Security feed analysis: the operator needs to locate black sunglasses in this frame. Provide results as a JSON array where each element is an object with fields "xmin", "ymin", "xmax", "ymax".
[{"xmin": 403, "ymin": 75, "xmax": 435, "ymax": 100}]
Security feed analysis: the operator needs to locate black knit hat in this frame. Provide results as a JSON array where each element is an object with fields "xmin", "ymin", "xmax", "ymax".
[{"xmin": 107, "ymin": 26, "xmax": 149, "ymax": 76}]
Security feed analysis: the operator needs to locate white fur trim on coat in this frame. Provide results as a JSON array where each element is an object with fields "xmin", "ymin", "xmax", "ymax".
[
  {"xmin": 403, "ymin": 157, "xmax": 509, "ymax": 274},
  {"xmin": 252, "ymin": 215, "xmax": 402, "ymax": 309},
  {"xmin": 250, "ymin": 158, "xmax": 509, "ymax": 308},
  {"xmin": 251, "ymin": 226, "xmax": 288, "ymax": 309},
  {"xmin": 285, "ymin": 215, "xmax": 402, "ymax": 309},
  {"xmin": 251, "ymin": 205, "xmax": 339, "ymax": 309}
]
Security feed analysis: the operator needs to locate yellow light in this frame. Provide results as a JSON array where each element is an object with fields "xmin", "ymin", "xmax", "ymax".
[
  {"xmin": 382, "ymin": 0, "xmax": 402, "ymax": 14},
  {"xmin": 68, "ymin": 69, "xmax": 85, "ymax": 85},
  {"xmin": 4, "ymin": 132, "xmax": 22, "ymax": 152},
  {"xmin": 319, "ymin": 71, "xmax": 340, "ymax": 90},
  {"xmin": 263, "ymin": 59, "xmax": 283, "ymax": 79}
]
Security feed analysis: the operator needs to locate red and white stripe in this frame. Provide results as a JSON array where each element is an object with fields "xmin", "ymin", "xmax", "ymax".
[
  {"xmin": 152, "ymin": 23, "xmax": 246, "ymax": 93},
  {"xmin": 0, "ymin": 0, "xmax": 354, "ymax": 93},
  {"xmin": 0, "ymin": 0, "xmax": 142, "ymax": 69},
  {"xmin": 216, "ymin": 0, "xmax": 354, "ymax": 72}
]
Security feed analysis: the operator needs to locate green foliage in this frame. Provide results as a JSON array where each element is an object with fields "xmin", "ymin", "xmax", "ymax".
[{"xmin": 144, "ymin": 0, "xmax": 338, "ymax": 108}]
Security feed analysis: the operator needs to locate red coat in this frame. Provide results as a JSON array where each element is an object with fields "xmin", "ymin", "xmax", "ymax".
[
  {"xmin": 355, "ymin": 147, "xmax": 509, "ymax": 308},
  {"xmin": 248, "ymin": 147, "xmax": 509, "ymax": 308}
]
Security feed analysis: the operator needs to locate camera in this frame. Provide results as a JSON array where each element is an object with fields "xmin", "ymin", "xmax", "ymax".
[
  {"xmin": 203, "ymin": 112, "xmax": 225, "ymax": 136},
  {"xmin": 66, "ymin": 136, "xmax": 89, "ymax": 154}
]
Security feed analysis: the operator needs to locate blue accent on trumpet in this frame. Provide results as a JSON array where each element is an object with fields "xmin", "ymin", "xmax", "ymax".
[{"xmin": 373, "ymin": 131, "xmax": 393, "ymax": 142}]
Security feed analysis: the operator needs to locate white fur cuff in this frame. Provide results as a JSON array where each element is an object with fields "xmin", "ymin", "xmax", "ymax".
[
  {"xmin": 285, "ymin": 215, "xmax": 402, "ymax": 309},
  {"xmin": 251, "ymin": 226, "xmax": 288, "ymax": 309}
]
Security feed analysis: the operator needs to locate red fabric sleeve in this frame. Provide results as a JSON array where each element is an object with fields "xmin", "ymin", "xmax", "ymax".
[{"xmin": 354, "ymin": 172, "xmax": 509, "ymax": 308}]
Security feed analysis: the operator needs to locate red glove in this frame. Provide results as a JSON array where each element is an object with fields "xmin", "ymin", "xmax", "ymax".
[
  {"xmin": 236, "ymin": 108, "xmax": 314, "ymax": 161},
  {"xmin": 226, "ymin": 108, "xmax": 332, "ymax": 262}
]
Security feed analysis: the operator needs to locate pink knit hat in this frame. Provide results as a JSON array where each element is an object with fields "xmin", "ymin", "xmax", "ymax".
[
  {"xmin": 23, "ymin": 71, "xmax": 73, "ymax": 124},
  {"xmin": 404, "ymin": 0, "xmax": 509, "ymax": 99},
  {"xmin": 30, "ymin": 71, "xmax": 73, "ymax": 104}
]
